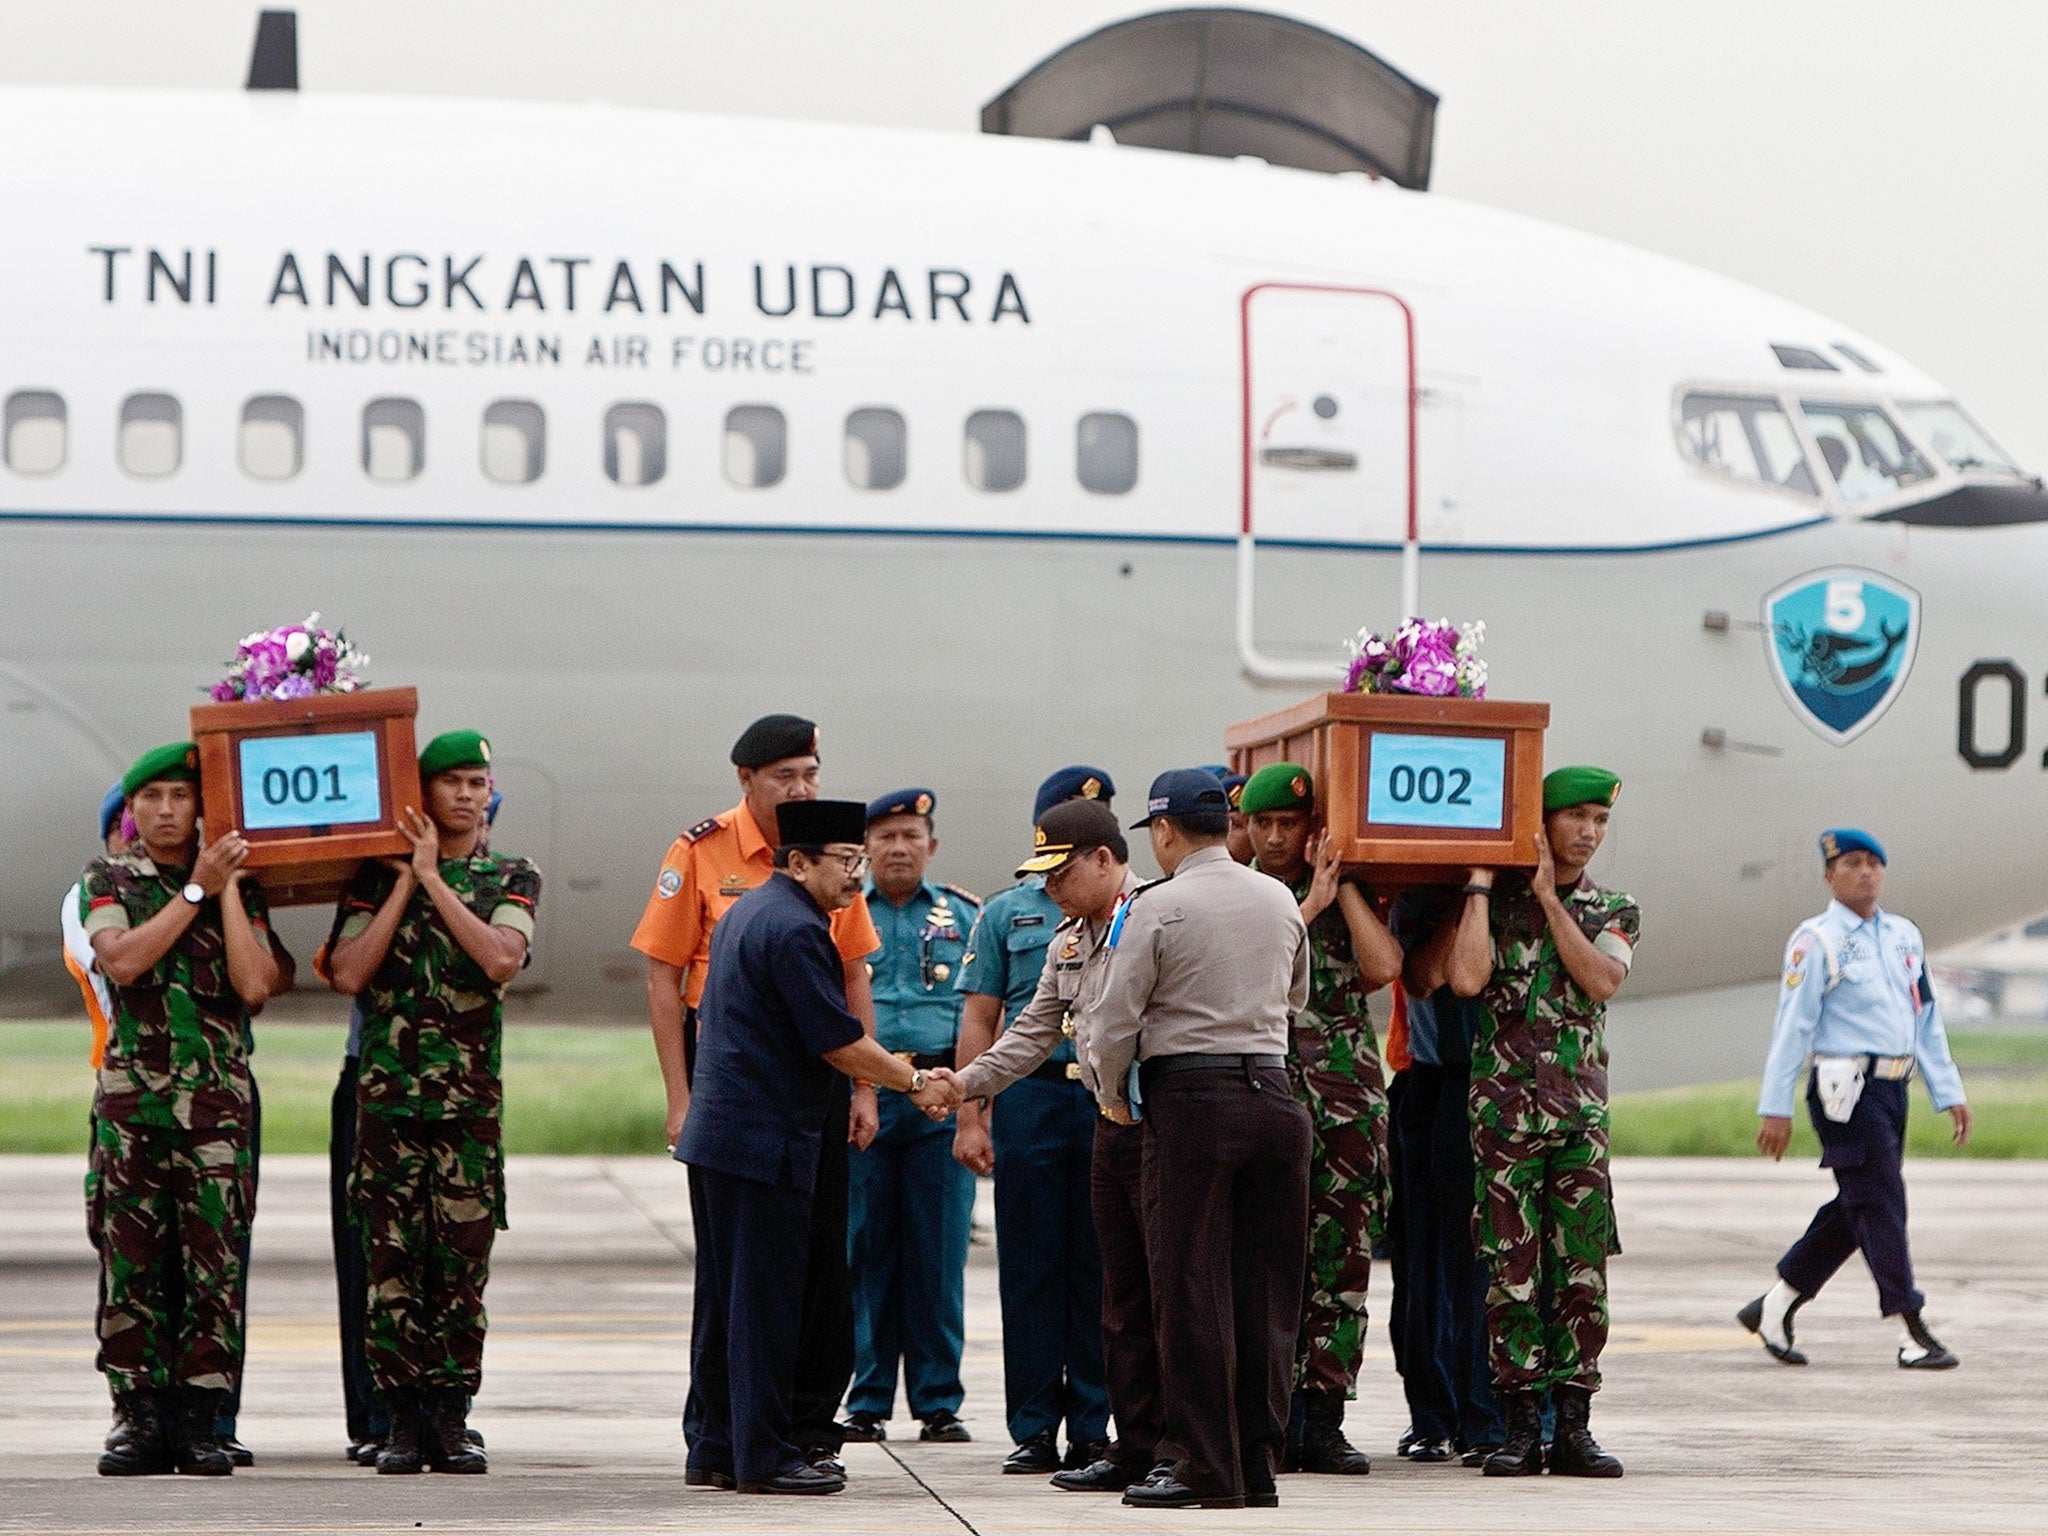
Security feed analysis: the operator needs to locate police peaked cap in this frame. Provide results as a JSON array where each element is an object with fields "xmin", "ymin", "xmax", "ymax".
[
  {"xmin": 420, "ymin": 730, "xmax": 492, "ymax": 780},
  {"xmin": 1017, "ymin": 798, "xmax": 1122, "ymax": 877},
  {"xmin": 867, "ymin": 788, "xmax": 936, "ymax": 824},
  {"xmin": 732, "ymin": 714, "xmax": 819, "ymax": 769},
  {"xmin": 1542, "ymin": 766, "xmax": 1621, "ymax": 812},
  {"xmin": 122, "ymin": 742, "xmax": 199, "ymax": 797},
  {"xmin": 776, "ymin": 798, "xmax": 867, "ymax": 848},
  {"xmin": 1239, "ymin": 762, "xmax": 1314, "ymax": 816},
  {"xmin": 1819, "ymin": 827, "xmax": 1886, "ymax": 866},
  {"xmin": 98, "ymin": 783, "xmax": 127, "ymax": 838},
  {"xmin": 1033, "ymin": 764, "xmax": 1115, "ymax": 822}
]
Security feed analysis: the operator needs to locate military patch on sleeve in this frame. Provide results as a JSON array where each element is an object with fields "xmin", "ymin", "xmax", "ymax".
[
  {"xmin": 1784, "ymin": 968, "xmax": 1805, "ymax": 989},
  {"xmin": 657, "ymin": 869, "xmax": 683, "ymax": 900},
  {"xmin": 682, "ymin": 817, "xmax": 720, "ymax": 843}
]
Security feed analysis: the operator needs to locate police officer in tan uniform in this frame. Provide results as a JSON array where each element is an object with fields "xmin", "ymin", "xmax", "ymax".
[
  {"xmin": 1087, "ymin": 770, "xmax": 1312, "ymax": 1511},
  {"xmin": 929, "ymin": 798, "xmax": 1164, "ymax": 1491}
]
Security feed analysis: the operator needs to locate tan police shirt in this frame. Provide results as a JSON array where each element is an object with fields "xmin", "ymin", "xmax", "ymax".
[
  {"xmin": 956, "ymin": 867, "xmax": 1142, "ymax": 1101},
  {"xmin": 1087, "ymin": 845, "xmax": 1310, "ymax": 1114}
]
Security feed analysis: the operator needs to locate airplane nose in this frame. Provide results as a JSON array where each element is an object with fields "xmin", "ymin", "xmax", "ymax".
[{"xmin": 1872, "ymin": 481, "xmax": 2048, "ymax": 527}]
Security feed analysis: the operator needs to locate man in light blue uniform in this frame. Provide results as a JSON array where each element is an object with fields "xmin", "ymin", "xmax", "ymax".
[
  {"xmin": 953, "ymin": 767, "xmax": 1115, "ymax": 1475},
  {"xmin": 841, "ymin": 789, "xmax": 981, "ymax": 1444},
  {"xmin": 1739, "ymin": 829, "xmax": 1971, "ymax": 1370}
]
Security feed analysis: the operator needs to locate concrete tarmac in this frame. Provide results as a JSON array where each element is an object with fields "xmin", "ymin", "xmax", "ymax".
[{"xmin": 2, "ymin": 1153, "xmax": 2041, "ymax": 1536}]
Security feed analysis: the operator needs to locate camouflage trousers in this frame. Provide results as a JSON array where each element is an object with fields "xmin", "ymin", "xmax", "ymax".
[
  {"xmin": 351, "ymin": 1112, "xmax": 505, "ymax": 1394},
  {"xmin": 1290, "ymin": 1043, "xmax": 1390, "ymax": 1397},
  {"xmin": 85, "ymin": 1115, "xmax": 251, "ymax": 1395},
  {"xmin": 1469, "ymin": 1114, "xmax": 1615, "ymax": 1393}
]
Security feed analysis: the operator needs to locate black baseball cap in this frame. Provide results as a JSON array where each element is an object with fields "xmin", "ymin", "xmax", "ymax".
[{"xmin": 1129, "ymin": 768, "xmax": 1231, "ymax": 828}]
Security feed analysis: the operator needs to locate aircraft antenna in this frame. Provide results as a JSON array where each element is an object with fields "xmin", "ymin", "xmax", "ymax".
[{"xmin": 246, "ymin": 10, "xmax": 299, "ymax": 91}]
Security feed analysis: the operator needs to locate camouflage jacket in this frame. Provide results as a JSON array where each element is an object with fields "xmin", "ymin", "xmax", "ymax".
[
  {"xmin": 78, "ymin": 853, "xmax": 272, "ymax": 1131},
  {"xmin": 1474, "ymin": 874, "xmax": 1640, "ymax": 1126},
  {"xmin": 1283, "ymin": 869, "xmax": 1388, "ymax": 1123},
  {"xmin": 338, "ymin": 853, "xmax": 541, "ymax": 1121}
]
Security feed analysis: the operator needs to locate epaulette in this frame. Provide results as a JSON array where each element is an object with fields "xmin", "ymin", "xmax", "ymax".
[
  {"xmin": 939, "ymin": 882, "xmax": 981, "ymax": 907},
  {"xmin": 1125, "ymin": 877, "xmax": 1169, "ymax": 904},
  {"xmin": 681, "ymin": 816, "xmax": 722, "ymax": 843}
]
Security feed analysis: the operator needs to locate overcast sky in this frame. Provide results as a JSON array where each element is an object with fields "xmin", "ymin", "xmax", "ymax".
[{"xmin": 6, "ymin": 1, "xmax": 2044, "ymax": 467}]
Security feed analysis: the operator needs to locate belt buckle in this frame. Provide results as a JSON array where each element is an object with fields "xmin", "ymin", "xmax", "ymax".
[
  {"xmin": 1065, "ymin": 1062, "xmax": 1083, "ymax": 1081},
  {"xmin": 1061, "ymin": 1012, "xmax": 1075, "ymax": 1038},
  {"xmin": 892, "ymin": 1051, "xmax": 916, "ymax": 1065}
]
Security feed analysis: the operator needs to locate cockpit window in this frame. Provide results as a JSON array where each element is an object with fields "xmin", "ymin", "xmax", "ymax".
[
  {"xmin": 1678, "ymin": 393, "xmax": 1817, "ymax": 497},
  {"xmin": 1770, "ymin": 344, "xmax": 1838, "ymax": 371},
  {"xmin": 1896, "ymin": 401, "xmax": 2024, "ymax": 478},
  {"xmin": 1797, "ymin": 400, "xmax": 1935, "ymax": 504}
]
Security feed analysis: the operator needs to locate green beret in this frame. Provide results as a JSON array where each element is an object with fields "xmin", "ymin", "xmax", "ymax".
[
  {"xmin": 419, "ymin": 730, "xmax": 492, "ymax": 780},
  {"xmin": 122, "ymin": 741, "xmax": 199, "ymax": 797},
  {"xmin": 1239, "ymin": 762, "xmax": 1314, "ymax": 816},
  {"xmin": 1543, "ymin": 765, "xmax": 1620, "ymax": 812}
]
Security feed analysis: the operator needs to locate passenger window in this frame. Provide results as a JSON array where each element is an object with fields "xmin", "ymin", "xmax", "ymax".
[
  {"xmin": 1077, "ymin": 412, "xmax": 1138, "ymax": 494},
  {"xmin": 239, "ymin": 395, "xmax": 304, "ymax": 481},
  {"xmin": 605, "ymin": 402, "xmax": 667, "ymax": 487},
  {"xmin": 363, "ymin": 398, "xmax": 425, "ymax": 482},
  {"xmin": 3, "ymin": 390, "xmax": 66, "ymax": 475},
  {"xmin": 1678, "ymin": 393, "xmax": 1817, "ymax": 497},
  {"xmin": 724, "ymin": 405, "xmax": 786, "ymax": 489},
  {"xmin": 844, "ymin": 408, "xmax": 907, "ymax": 491},
  {"xmin": 118, "ymin": 393, "xmax": 182, "ymax": 478},
  {"xmin": 964, "ymin": 409, "xmax": 1026, "ymax": 492},
  {"xmin": 1798, "ymin": 400, "xmax": 1936, "ymax": 505},
  {"xmin": 482, "ymin": 400, "xmax": 545, "ymax": 484}
]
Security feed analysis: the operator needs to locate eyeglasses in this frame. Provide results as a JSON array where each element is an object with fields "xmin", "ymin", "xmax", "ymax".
[
  {"xmin": 818, "ymin": 849, "xmax": 871, "ymax": 876},
  {"xmin": 1043, "ymin": 850, "xmax": 1095, "ymax": 890}
]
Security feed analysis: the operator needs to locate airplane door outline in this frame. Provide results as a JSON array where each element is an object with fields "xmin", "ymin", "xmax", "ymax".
[{"xmin": 1235, "ymin": 283, "xmax": 1418, "ymax": 684}]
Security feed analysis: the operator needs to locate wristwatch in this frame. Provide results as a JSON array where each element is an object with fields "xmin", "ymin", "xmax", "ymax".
[
  {"xmin": 909, "ymin": 1069, "xmax": 928, "ymax": 1095},
  {"xmin": 181, "ymin": 882, "xmax": 205, "ymax": 906}
]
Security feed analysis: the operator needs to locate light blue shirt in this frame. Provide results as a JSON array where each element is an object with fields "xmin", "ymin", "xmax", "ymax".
[
  {"xmin": 864, "ymin": 877, "xmax": 979, "ymax": 1056},
  {"xmin": 1757, "ymin": 900, "xmax": 1966, "ymax": 1117}
]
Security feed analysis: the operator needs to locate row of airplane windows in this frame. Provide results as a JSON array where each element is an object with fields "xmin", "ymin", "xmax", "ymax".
[{"xmin": 0, "ymin": 390, "xmax": 1144, "ymax": 495}]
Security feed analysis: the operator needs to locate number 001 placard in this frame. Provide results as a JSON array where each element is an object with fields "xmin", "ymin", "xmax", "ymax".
[
  {"xmin": 1364, "ymin": 733, "xmax": 1507, "ymax": 831},
  {"xmin": 238, "ymin": 730, "xmax": 384, "ymax": 830}
]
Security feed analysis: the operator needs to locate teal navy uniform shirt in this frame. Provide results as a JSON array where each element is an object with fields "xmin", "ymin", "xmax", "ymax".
[
  {"xmin": 866, "ymin": 878, "xmax": 979, "ymax": 1057},
  {"xmin": 1759, "ymin": 900, "xmax": 1966, "ymax": 1118},
  {"xmin": 957, "ymin": 879, "xmax": 1074, "ymax": 1065}
]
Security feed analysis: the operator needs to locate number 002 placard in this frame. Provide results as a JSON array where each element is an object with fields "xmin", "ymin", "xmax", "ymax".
[{"xmin": 1364, "ymin": 733, "xmax": 1507, "ymax": 831}]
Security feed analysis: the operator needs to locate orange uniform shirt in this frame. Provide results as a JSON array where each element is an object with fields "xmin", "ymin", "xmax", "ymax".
[{"xmin": 631, "ymin": 799, "xmax": 881, "ymax": 1008}]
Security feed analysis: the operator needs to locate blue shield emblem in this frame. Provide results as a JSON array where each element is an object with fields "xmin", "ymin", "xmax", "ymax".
[{"xmin": 1763, "ymin": 569, "xmax": 1920, "ymax": 745}]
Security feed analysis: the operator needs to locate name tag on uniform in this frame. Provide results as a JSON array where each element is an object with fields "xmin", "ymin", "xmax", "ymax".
[{"xmin": 1010, "ymin": 914, "xmax": 1045, "ymax": 929}]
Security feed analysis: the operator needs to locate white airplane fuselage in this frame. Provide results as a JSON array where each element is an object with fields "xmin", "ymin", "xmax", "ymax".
[{"xmin": 3, "ymin": 88, "xmax": 2045, "ymax": 1017}]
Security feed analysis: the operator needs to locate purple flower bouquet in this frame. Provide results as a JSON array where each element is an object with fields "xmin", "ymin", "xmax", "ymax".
[
  {"xmin": 209, "ymin": 614, "xmax": 370, "ymax": 703},
  {"xmin": 1343, "ymin": 618, "xmax": 1487, "ymax": 699}
]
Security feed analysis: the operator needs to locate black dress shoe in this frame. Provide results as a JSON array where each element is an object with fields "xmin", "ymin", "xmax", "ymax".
[
  {"xmin": 1737, "ymin": 1293, "xmax": 1809, "ymax": 1365},
  {"xmin": 1003, "ymin": 1430, "xmax": 1061, "ymax": 1474},
  {"xmin": 345, "ymin": 1440, "xmax": 383, "ymax": 1466},
  {"xmin": 1123, "ymin": 1476, "xmax": 1244, "ymax": 1510},
  {"xmin": 1396, "ymin": 1427, "xmax": 1420, "ymax": 1459},
  {"xmin": 738, "ymin": 1465, "xmax": 846, "ymax": 1495},
  {"xmin": 684, "ymin": 1465, "xmax": 736, "ymax": 1489},
  {"xmin": 1459, "ymin": 1442, "xmax": 1499, "ymax": 1469},
  {"xmin": 218, "ymin": 1436, "xmax": 254, "ymax": 1468},
  {"xmin": 1052, "ymin": 1456, "xmax": 1140, "ymax": 1492},
  {"xmin": 804, "ymin": 1446, "xmax": 846, "ymax": 1476},
  {"xmin": 1246, "ymin": 1487, "xmax": 1280, "ymax": 1509},
  {"xmin": 838, "ymin": 1410, "xmax": 886, "ymax": 1442},
  {"xmin": 1898, "ymin": 1310, "xmax": 1960, "ymax": 1370},
  {"xmin": 1407, "ymin": 1438, "xmax": 1456, "ymax": 1463},
  {"xmin": 1065, "ymin": 1437, "xmax": 1110, "ymax": 1469},
  {"xmin": 918, "ymin": 1409, "xmax": 971, "ymax": 1443}
]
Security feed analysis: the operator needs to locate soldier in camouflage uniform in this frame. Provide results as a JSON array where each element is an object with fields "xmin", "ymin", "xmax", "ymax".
[
  {"xmin": 329, "ymin": 731, "xmax": 540, "ymax": 1476},
  {"xmin": 81, "ymin": 742, "xmax": 286, "ymax": 1477},
  {"xmin": 1239, "ymin": 764, "xmax": 1402, "ymax": 1476},
  {"xmin": 1430, "ymin": 764, "xmax": 1636, "ymax": 1480}
]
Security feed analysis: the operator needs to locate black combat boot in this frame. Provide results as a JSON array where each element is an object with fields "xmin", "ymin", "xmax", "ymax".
[
  {"xmin": 425, "ymin": 1388, "xmax": 488, "ymax": 1473},
  {"xmin": 1898, "ymin": 1311, "xmax": 1960, "ymax": 1370},
  {"xmin": 1482, "ymin": 1391, "xmax": 1545, "ymax": 1477},
  {"xmin": 97, "ymin": 1390, "xmax": 172, "ymax": 1476},
  {"xmin": 375, "ymin": 1389, "xmax": 423, "ymax": 1474},
  {"xmin": 1547, "ymin": 1385, "xmax": 1623, "ymax": 1478},
  {"xmin": 168, "ymin": 1388, "xmax": 233, "ymax": 1476},
  {"xmin": 1296, "ymin": 1391, "xmax": 1371, "ymax": 1475}
]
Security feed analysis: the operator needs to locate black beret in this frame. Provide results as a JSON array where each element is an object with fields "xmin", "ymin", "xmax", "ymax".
[{"xmin": 732, "ymin": 714, "xmax": 819, "ymax": 769}]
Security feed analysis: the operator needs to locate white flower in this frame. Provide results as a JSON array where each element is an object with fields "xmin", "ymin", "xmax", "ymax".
[{"xmin": 285, "ymin": 631, "xmax": 311, "ymax": 663}]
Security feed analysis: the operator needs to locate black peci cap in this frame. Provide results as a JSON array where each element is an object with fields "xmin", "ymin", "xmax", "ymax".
[{"xmin": 776, "ymin": 798, "xmax": 868, "ymax": 847}]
